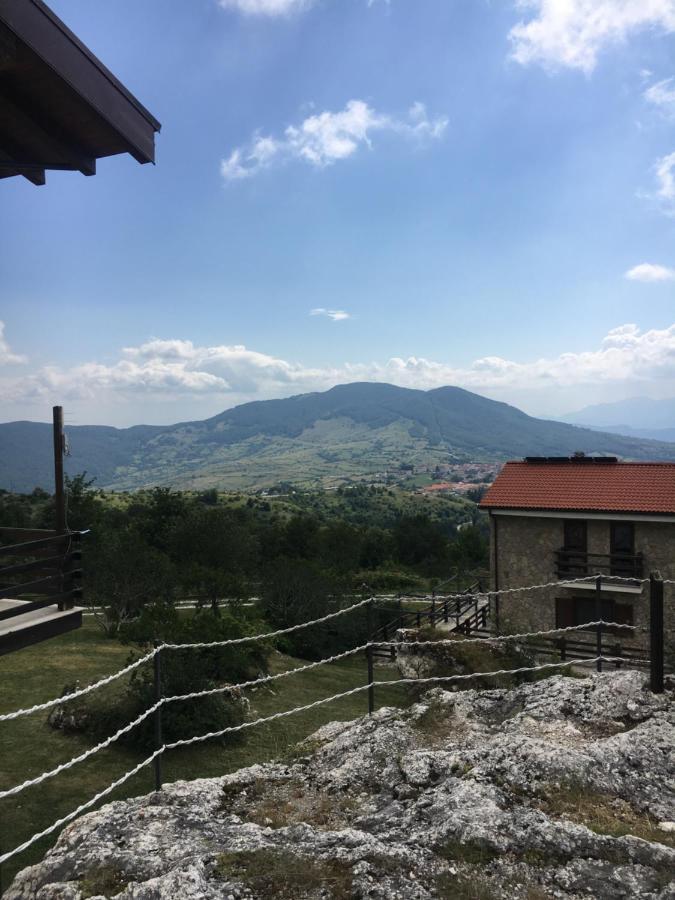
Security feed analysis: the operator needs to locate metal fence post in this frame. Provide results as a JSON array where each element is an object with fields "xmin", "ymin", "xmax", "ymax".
[
  {"xmin": 153, "ymin": 640, "xmax": 163, "ymax": 791},
  {"xmin": 650, "ymin": 573, "xmax": 664, "ymax": 694},
  {"xmin": 595, "ymin": 575, "xmax": 603, "ymax": 672},
  {"xmin": 366, "ymin": 598, "xmax": 375, "ymax": 715}
]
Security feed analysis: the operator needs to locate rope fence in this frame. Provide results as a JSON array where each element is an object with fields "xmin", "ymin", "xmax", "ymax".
[
  {"xmin": 0, "ymin": 572, "xmax": 668, "ymax": 875},
  {"xmin": 0, "ymin": 654, "xmax": 628, "ymax": 867}
]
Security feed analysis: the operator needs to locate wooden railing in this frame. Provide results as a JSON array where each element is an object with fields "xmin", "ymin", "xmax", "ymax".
[
  {"xmin": 554, "ymin": 549, "xmax": 644, "ymax": 579},
  {"xmin": 0, "ymin": 528, "xmax": 85, "ymax": 618},
  {"xmin": 372, "ymin": 582, "xmax": 487, "ymax": 659}
]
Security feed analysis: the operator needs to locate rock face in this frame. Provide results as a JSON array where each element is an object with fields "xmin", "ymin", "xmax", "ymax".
[{"xmin": 7, "ymin": 671, "xmax": 675, "ymax": 899}]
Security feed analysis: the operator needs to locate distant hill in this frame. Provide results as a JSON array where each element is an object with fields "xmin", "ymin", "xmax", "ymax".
[
  {"xmin": 561, "ymin": 396, "xmax": 675, "ymax": 440},
  {"xmin": 1, "ymin": 382, "xmax": 675, "ymax": 492}
]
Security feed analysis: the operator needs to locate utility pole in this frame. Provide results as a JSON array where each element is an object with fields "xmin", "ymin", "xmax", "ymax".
[{"xmin": 53, "ymin": 405, "xmax": 66, "ymax": 533}]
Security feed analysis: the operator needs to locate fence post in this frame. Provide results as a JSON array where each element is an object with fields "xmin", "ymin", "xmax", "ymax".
[
  {"xmin": 443, "ymin": 598, "xmax": 448, "ymax": 624},
  {"xmin": 153, "ymin": 640, "xmax": 163, "ymax": 791},
  {"xmin": 559, "ymin": 636, "xmax": 566, "ymax": 662},
  {"xmin": 650, "ymin": 572, "xmax": 664, "ymax": 694},
  {"xmin": 366, "ymin": 598, "xmax": 375, "ymax": 715},
  {"xmin": 494, "ymin": 592, "xmax": 500, "ymax": 634},
  {"xmin": 595, "ymin": 575, "xmax": 603, "ymax": 673}
]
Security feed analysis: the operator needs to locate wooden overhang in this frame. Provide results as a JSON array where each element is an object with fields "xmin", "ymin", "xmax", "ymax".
[{"xmin": 0, "ymin": 0, "xmax": 161, "ymax": 185}]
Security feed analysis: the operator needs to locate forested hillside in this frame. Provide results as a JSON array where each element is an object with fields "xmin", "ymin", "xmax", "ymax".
[{"xmin": 2, "ymin": 383, "xmax": 674, "ymax": 492}]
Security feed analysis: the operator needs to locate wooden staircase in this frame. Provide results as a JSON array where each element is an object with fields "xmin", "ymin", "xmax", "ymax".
[{"xmin": 372, "ymin": 584, "xmax": 490, "ymax": 661}]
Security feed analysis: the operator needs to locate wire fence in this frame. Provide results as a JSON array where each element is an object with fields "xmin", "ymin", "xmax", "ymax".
[{"xmin": 0, "ymin": 573, "xmax": 668, "ymax": 876}]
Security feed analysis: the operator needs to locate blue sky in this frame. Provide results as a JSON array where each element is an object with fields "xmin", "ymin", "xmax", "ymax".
[{"xmin": 2, "ymin": 0, "xmax": 675, "ymax": 426}]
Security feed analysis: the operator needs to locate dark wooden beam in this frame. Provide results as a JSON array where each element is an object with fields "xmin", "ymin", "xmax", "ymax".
[
  {"xmin": 0, "ymin": 149, "xmax": 44, "ymax": 184},
  {"xmin": 53, "ymin": 406, "xmax": 66, "ymax": 532},
  {"xmin": 0, "ymin": 89, "xmax": 96, "ymax": 175}
]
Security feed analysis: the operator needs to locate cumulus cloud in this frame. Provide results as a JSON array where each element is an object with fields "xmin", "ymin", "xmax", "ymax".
[
  {"xmin": 625, "ymin": 262, "xmax": 675, "ymax": 281},
  {"xmin": 5, "ymin": 324, "xmax": 675, "ymax": 416},
  {"xmin": 218, "ymin": 0, "xmax": 314, "ymax": 14},
  {"xmin": 509, "ymin": 1, "xmax": 675, "ymax": 73},
  {"xmin": 310, "ymin": 308, "xmax": 351, "ymax": 321},
  {"xmin": 0, "ymin": 321, "xmax": 26, "ymax": 365},
  {"xmin": 221, "ymin": 100, "xmax": 447, "ymax": 180}
]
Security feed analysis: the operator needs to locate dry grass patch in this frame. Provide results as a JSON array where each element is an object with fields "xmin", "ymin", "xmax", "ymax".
[
  {"xmin": 79, "ymin": 864, "xmax": 130, "ymax": 898},
  {"xmin": 538, "ymin": 785, "xmax": 675, "ymax": 849},
  {"xmin": 214, "ymin": 849, "xmax": 353, "ymax": 898},
  {"xmin": 222, "ymin": 776, "xmax": 358, "ymax": 830}
]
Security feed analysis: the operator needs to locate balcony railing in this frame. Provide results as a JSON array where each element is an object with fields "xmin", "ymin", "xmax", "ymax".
[{"xmin": 554, "ymin": 549, "xmax": 643, "ymax": 580}]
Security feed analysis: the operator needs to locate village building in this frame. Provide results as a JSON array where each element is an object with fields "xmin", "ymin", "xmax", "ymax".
[{"xmin": 480, "ymin": 455, "xmax": 675, "ymax": 661}]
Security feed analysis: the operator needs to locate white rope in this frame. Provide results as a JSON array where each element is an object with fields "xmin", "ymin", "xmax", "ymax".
[
  {"xmin": 380, "ymin": 621, "xmax": 638, "ymax": 647},
  {"xmin": 160, "ymin": 596, "xmax": 373, "ymax": 650},
  {"xmin": 164, "ymin": 644, "xmax": 369, "ymax": 705},
  {"xmin": 0, "ymin": 619, "xmax": 644, "ymax": 800},
  {"xmin": 0, "ymin": 749, "xmax": 161, "ymax": 866},
  {"xmin": 0, "ymin": 654, "xmax": 631, "ymax": 866},
  {"xmin": 0, "ymin": 598, "xmax": 373, "ymax": 722},
  {"xmin": 163, "ymin": 655, "xmax": 617, "ymax": 750},
  {"xmin": 0, "ymin": 701, "xmax": 162, "ymax": 800},
  {"xmin": 0, "ymin": 649, "xmax": 158, "ymax": 723},
  {"xmin": 481, "ymin": 574, "xmax": 647, "ymax": 598}
]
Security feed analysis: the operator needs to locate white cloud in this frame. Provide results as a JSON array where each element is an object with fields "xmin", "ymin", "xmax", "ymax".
[
  {"xmin": 644, "ymin": 76, "xmax": 675, "ymax": 115},
  {"xmin": 5, "ymin": 324, "xmax": 675, "ymax": 418},
  {"xmin": 0, "ymin": 321, "xmax": 26, "ymax": 365},
  {"xmin": 509, "ymin": 1, "xmax": 675, "ymax": 73},
  {"xmin": 221, "ymin": 100, "xmax": 447, "ymax": 181},
  {"xmin": 655, "ymin": 150, "xmax": 675, "ymax": 201},
  {"xmin": 625, "ymin": 262, "xmax": 675, "ymax": 281},
  {"xmin": 310, "ymin": 308, "xmax": 351, "ymax": 321},
  {"xmin": 218, "ymin": 0, "xmax": 314, "ymax": 15}
]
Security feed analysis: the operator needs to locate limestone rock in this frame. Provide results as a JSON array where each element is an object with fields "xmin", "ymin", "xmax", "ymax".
[{"xmin": 7, "ymin": 671, "xmax": 675, "ymax": 899}]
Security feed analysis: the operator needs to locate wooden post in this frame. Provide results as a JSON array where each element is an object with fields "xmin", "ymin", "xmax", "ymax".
[
  {"xmin": 650, "ymin": 573, "xmax": 664, "ymax": 694},
  {"xmin": 366, "ymin": 598, "xmax": 375, "ymax": 715},
  {"xmin": 595, "ymin": 575, "xmax": 603, "ymax": 673},
  {"xmin": 53, "ymin": 405, "xmax": 66, "ymax": 533},
  {"xmin": 153, "ymin": 641, "xmax": 163, "ymax": 790}
]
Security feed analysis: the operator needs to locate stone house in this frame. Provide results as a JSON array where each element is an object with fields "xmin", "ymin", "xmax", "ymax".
[{"xmin": 479, "ymin": 456, "xmax": 675, "ymax": 659}]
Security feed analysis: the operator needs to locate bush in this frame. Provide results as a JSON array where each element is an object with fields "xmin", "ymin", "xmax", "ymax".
[{"xmin": 50, "ymin": 605, "xmax": 270, "ymax": 751}]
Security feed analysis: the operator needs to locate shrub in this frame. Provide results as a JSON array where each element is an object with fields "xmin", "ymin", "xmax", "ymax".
[{"xmin": 50, "ymin": 605, "xmax": 270, "ymax": 751}]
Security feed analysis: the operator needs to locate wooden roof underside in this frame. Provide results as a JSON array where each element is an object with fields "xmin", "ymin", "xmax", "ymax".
[{"xmin": 0, "ymin": 0, "xmax": 160, "ymax": 185}]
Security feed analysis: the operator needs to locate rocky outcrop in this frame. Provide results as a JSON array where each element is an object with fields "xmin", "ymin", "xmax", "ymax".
[{"xmin": 7, "ymin": 671, "xmax": 675, "ymax": 899}]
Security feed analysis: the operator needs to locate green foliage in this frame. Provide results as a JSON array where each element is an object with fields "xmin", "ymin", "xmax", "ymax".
[
  {"xmin": 63, "ymin": 608, "xmax": 269, "ymax": 751},
  {"xmin": 259, "ymin": 560, "xmax": 365, "ymax": 660}
]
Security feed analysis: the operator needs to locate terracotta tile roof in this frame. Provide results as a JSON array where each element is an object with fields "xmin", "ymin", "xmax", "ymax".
[{"xmin": 480, "ymin": 460, "xmax": 675, "ymax": 515}]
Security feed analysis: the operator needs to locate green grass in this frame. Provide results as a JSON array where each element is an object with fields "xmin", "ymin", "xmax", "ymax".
[{"xmin": 0, "ymin": 620, "xmax": 409, "ymax": 889}]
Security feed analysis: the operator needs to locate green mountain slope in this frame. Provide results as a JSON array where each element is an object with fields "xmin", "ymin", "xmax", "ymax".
[{"xmin": 1, "ymin": 382, "xmax": 674, "ymax": 492}]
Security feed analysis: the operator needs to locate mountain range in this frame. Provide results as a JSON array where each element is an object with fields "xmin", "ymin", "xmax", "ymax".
[
  {"xmin": 560, "ymin": 396, "xmax": 675, "ymax": 443},
  {"xmin": 1, "ymin": 382, "xmax": 675, "ymax": 493}
]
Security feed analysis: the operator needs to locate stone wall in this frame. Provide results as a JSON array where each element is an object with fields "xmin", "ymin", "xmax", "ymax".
[{"xmin": 488, "ymin": 513, "xmax": 675, "ymax": 662}]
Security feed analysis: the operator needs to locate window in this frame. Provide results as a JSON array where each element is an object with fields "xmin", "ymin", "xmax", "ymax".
[
  {"xmin": 610, "ymin": 522, "xmax": 635, "ymax": 576},
  {"xmin": 561, "ymin": 519, "xmax": 587, "ymax": 576},
  {"xmin": 563, "ymin": 520, "xmax": 587, "ymax": 551}
]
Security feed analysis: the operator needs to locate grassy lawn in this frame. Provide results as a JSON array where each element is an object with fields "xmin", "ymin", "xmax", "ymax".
[{"xmin": 0, "ymin": 621, "xmax": 410, "ymax": 889}]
